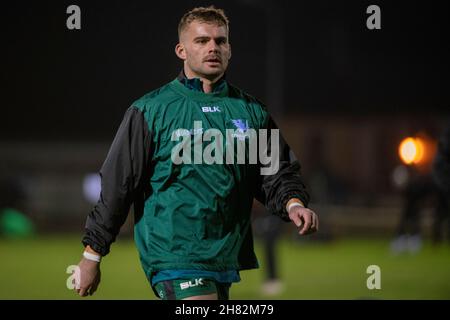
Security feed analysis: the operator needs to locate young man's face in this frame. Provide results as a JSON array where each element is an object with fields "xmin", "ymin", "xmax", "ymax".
[{"xmin": 176, "ymin": 21, "xmax": 231, "ymax": 80}]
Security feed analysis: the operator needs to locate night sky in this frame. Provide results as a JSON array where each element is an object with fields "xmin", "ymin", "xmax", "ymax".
[{"xmin": 2, "ymin": 0, "xmax": 449, "ymax": 141}]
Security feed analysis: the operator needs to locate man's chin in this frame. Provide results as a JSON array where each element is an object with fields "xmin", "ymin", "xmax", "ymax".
[{"xmin": 199, "ymin": 69, "xmax": 225, "ymax": 79}]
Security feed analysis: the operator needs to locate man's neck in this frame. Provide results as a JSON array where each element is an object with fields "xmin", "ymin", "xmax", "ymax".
[{"xmin": 184, "ymin": 67, "xmax": 224, "ymax": 93}]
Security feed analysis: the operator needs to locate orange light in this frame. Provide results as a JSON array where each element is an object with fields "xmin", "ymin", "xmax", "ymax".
[{"xmin": 399, "ymin": 137, "xmax": 425, "ymax": 165}]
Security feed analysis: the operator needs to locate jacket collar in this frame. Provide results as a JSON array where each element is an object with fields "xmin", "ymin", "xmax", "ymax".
[{"xmin": 177, "ymin": 69, "xmax": 227, "ymax": 93}]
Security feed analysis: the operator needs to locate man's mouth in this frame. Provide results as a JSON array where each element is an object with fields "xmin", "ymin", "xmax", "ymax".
[{"xmin": 204, "ymin": 57, "xmax": 221, "ymax": 64}]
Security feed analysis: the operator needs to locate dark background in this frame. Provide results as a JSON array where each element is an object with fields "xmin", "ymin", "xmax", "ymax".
[{"xmin": 2, "ymin": 0, "xmax": 449, "ymax": 141}]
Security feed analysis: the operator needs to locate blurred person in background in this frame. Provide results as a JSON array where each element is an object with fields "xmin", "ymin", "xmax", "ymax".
[
  {"xmin": 391, "ymin": 124, "xmax": 450, "ymax": 253},
  {"xmin": 431, "ymin": 122, "xmax": 450, "ymax": 243},
  {"xmin": 390, "ymin": 173, "xmax": 434, "ymax": 253},
  {"xmin": 75, "ymin": 6, "xmax": 318, "ymax": 300},
  {"xmin": 0, "ymin": 174, "xmax": 34, "ymax": 239},
  {"xmin": 252, "ymin": 204, "xmax": 285, "ymax": 296},
  {"xmin": 260, "ymin": 214, "xmax": 285, "ymax": 296}
]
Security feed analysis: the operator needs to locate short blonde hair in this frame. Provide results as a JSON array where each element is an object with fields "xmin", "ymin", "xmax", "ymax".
[{"xmin": 178, "ymin": 6, "xmax": 229, "ymax": 39}]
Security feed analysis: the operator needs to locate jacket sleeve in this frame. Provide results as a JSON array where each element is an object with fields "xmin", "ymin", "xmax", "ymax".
[
  {"xmin": 255, "ymin": 115, "xmax": 310, "ymax": 221},
  {"xmin": 81, "ymin": 106, "xmax": 152, "ymax": 256}
]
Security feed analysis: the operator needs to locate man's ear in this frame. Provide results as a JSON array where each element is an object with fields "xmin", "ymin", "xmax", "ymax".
[
  {"xmin": 228, "ymin": 43, "xmax": 232, "ymax": 60},
  {"xmin": 175, "ymin": 43, "xmax": 186, "ymax": 60}
]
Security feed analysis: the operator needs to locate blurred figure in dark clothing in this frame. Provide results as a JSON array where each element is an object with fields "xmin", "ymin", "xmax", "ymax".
[
  {"xmin": 391, "ymin": 123, "xmax": 450, "ymax": 253},
  {"xmin": 432, "ymin": 123, "xmax": 450, "ymax": 194},
  {"xmin": 391, "ymin": 174, "xmax": 435, "ymax": 253},
  {"xmin": 431, "ymin": 122, "xmax": 450, "ymax": 243},
  {"xmin": 260, "ymin": 214, "xmax": 284, "ymax": 296},
  {"xmin": 0, "ymin": 175, "xmax": 35, "ymax": 238},
  {"xmin": 251, "ymin": 202, "xmax": 285, "ymax": 296}
]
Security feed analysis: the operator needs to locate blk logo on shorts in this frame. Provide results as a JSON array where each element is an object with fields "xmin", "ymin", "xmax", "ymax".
[{"xmin": 180, "ymin": 278, "xmax": 204, "ymax": 290}]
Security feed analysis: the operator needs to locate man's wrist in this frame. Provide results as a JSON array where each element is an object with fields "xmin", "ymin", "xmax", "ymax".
[
  {"xmin": 83, "ymin": 245, "xmax": 102, "ymax": 262},
  {"xmin": 286, "ymin": 198, "xmax": 305, "ymax": 213},
  {"xmin": 83, "ymin": 251, "xmax": 101, "ymax": 263}
]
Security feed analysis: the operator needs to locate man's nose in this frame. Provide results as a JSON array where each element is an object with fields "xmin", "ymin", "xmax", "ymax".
[{"xmin": 207, "ymin": 40, "xmax": 220, "ymax": 53}]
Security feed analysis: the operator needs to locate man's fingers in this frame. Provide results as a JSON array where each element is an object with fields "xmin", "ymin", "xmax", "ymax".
[
  {"xmin": 291, "ymin": 209, "xmax": 319, "ymax": 235},
  {"xmin": 311, "ymin": 212, "xmax": 318, "ymax": 230},
  {"xmin": 79, "ymin": 287, "xmax": 89, "ymax": 297},
  {"xmin": 73, "ymin": 275, "xmax": 81, "ymax": 293},
  {"xmin": 315, "ymin": 213, "xmax": 319, "ymax": 231},
  {"xmin": 89, "ymin": 278, "xmax": 100, "ymax": 296},
  {"xmin": 300, "ymin": 213, "xmax": 312, "ymax": 235},
  {"xmin": 90, "ymin": 285, "xmax": 98, "ymax": 296},
  {"xmin": 310, "ymin": 213, "xmax": 316, "ymax": 229},
  {"xmin": 290, "ymin": 213, "xmax": 303, "ymax": 228},
  {"xmin": 306, "ymin": 212, "xmax": 319, "ymax": 234},
  {"xmin": 290, "ymin": 208, "xmax": 318, "ymax": 235}
]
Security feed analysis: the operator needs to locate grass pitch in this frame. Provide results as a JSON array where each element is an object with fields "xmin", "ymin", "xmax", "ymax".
[{"xmin": 1, "ymin": 235, "xmax": 449, "ymax": 299}]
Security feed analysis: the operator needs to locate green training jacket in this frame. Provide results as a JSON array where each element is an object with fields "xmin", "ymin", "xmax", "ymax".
[{"xmin": 82, "ymin": 74, "xmax": 310, "ymax": 282}]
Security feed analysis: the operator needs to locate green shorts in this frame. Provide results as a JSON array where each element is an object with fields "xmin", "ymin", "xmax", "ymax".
[{"xmin": 153, "ymin": 278, "xmax": 231, "ymax": 300}]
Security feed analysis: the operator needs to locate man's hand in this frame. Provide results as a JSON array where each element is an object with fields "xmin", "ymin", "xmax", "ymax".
[
  {"xmin": 75, "ymin": 256, "xmax": 101, "ymax": 297},
  {"xmin": 288, "ymin": 206, "xmax": 319, "ymax": 235}
]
